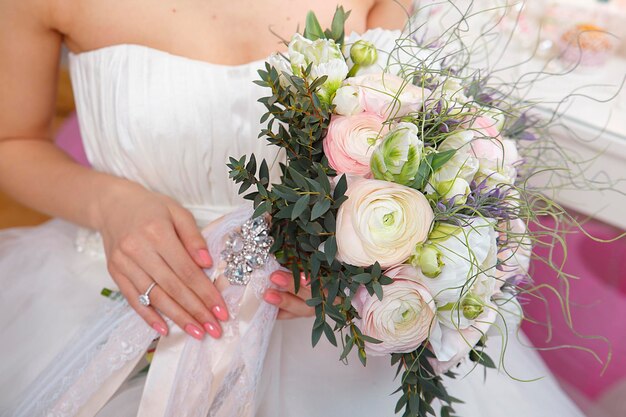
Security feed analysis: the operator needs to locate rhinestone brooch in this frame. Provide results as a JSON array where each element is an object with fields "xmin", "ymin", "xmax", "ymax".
[{"xmin": 221, "ymin": 216, "xmax": 274, "ymax": 286}]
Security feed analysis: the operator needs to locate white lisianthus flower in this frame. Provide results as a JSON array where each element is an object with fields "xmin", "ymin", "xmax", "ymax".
[
  {"xmin": 267, "ymin": 53, "xmax": 293, "ymax": 89},
  {"xmin": 288, "ymin": 34, "xmax": 348, "ymax": 103},
  {"xmin": 333, "ymin": 85, "xmax": 365, "ymax": 116},
  {"xmin": 335, "ymin": 177, "xmax": 434, "ymax": 268},
  {"xmin": 370, "ymin": 122, "xmax": 424, "ymax": 186},
  {"xmin": 352, "ymin": 265, "xmax": 441, "ymax": 356},
  {"xmin": 412, "ymin": 218, "xmax": 498, "ymax": 307},
  {"xmin": 426, "ymin": 130, "xmax": 479, "ymax": 204}
]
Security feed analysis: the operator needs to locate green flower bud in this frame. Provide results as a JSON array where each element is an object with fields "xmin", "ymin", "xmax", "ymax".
[
  {"xmin": 461, "ymin": 293, "xmax": 484, "ymax": 320},
  {"xmin": 412, "ymin": 244, "xmax": 445, "ymax": 278},
  {"xmin": 434, "ymin": 177, "xmax": 471, "ymax": 205},
  {"xmin": 428, "ymin": 222, "xmax": 462, "ymax": 242},
  {"xmin": 350, "ymin": 40, "xmax": 378, "ymax": 67},
  {"xmin": 370, "ymin": 123, "xmax": 424, "ymax": 186}
]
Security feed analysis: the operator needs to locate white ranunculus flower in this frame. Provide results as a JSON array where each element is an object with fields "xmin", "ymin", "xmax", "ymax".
[
  {"xmin": 413, "ymin": 218, "xmax": 498, "ymax": 306},
  {"xmin": 288, "ymin": 34, "xmax": 348, "ymax": 103},
  {"xmin": 352, "ymin": 265, "xmax": 441, "ymax": 356},
  {"xmin": 333, "ymin": 85, "xmax": 365, "ymax": 116},
  {"xmin": 336, "ymin": 177, "xmax": 434, "ymax": 268}
]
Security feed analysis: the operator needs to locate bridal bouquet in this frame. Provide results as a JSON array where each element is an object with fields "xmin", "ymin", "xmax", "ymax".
[{"xmin": 229, "ymin": 8, "xmax": 536, "ymax": 417}]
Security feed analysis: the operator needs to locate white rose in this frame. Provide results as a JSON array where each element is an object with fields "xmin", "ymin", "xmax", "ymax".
[{"xmin": 332, "ymin": 85, "xmax": 365, "ymax": 116}]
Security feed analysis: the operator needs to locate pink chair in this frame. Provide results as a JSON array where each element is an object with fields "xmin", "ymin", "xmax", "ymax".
[
  {"xmin": 523, "ymin": 217, "xmax": 626, "ymax": 409},
  {"xmin": 54, "ymin": 112, "xmax": 89, "ymax": 167}
]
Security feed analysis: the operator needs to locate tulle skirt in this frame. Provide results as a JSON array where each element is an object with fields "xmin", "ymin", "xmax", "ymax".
[{"xmin": 0, "ymin": 220, "xmax": 587, "ymax": 417}]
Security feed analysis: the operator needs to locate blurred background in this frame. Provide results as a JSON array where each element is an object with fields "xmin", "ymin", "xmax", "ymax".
[{"xmin": 1, "ymin": 0, "xmax": 625, "ymax": 416}]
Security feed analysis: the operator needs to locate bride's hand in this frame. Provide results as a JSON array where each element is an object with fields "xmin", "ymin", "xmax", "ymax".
[
  {"xmin": 264, "ymin": 271, "xmax": 315, "ymax": 319},
  {"xmin": 95, "ymin": 180, "xmax": 229, "ymax": 340}
]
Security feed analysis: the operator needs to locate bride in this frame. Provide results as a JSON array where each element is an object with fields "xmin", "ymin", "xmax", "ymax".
[{"xmin": 0, "ymin": 0, "xmax": 590, "ymax": 416}]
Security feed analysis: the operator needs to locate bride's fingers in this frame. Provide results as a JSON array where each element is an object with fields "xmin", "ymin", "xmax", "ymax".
[
  {"xmin": 269, "ymin": 270, "xmax": 312, "ymax": 301},
  {"xmin": 138, "ymin": 251, "xmax": 223, "ymax": 339},
  {"xmin": 109, "ymin": 269, "xmax": 169, "ymax": 336},
  {"xmin": 156, "ymin": 228, "xmax": 229, "ymax": 322},
  {"xmin": 263, "ymin": 289, "xmax": 315, "ymax": 318},
  {"xmin": 113, "ymin": 246, "xmax": 221, "ymax": 339},
  {"xmin": 169, "ymin": 204, "xmax": 213, "ymax": 268}
]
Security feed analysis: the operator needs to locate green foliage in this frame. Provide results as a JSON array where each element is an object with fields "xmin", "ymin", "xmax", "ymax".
[{"xmin": 391, "ymin": 348, "xmax": 462, "ymax": 417}]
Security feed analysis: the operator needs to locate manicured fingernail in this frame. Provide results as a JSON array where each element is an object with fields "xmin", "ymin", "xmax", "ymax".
[
  {"xmin": 198, "ymin": 249, "xmax": 213, "ymax": 268},
  {"xmin": 264, "ymin": 291, "xmax": 282, "ymax": 305},
  {"xmin": 300, "ymin": 273, "xmax": 310, "ymax": 286},
  {"xmin": 270, "ymin": 271, "xmax": 290, "ymax": 287},
  {"xmin": 204, "ymin": 322, "xmax": 222, "ymax": 339},
  {"xmin": 152, "ymin": 322, "xmax": 168, "ymax": 336},
  {"xmin": 212, "ymin": 305, "xmax": 229, "ymax": 321},
  {"xmin": 185, "ymin": 324, "xmax": 204, "ymax": 340}
]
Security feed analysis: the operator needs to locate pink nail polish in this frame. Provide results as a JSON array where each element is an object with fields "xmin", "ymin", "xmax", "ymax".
[
  {"xmin": 212, "ymin": 305, "xmax": 229, "ymax": 321},
  {"xmin": 198, "ymin": 249, "xmax": 213, "ymax": 268},
  {"xmin": 185, "ymin": 324, "xmax": 205, "ymax": 340},
  {"xmin": 204, "ymin": 322, "xmax": 222, "ymax": 339},
  {"xmin": 152, "ymin": 322, "xmax": 168, "ymax": 336},
  {"xmin": 264, "ymin": 291, "xmax": 282, "ymax": 305},
  {"xmin": 300, "ymin": 273, "xmax": 310, "ymax": 286},
  {"xmin": 270, "ymin": 271, "xmax": 291, "ymax": 287}
]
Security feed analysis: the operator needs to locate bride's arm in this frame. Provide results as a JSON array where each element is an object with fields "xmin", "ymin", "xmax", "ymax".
[
  {"xmin": 0, "ymin": 0, "xmax": 228, "ymax": 340},
  {"xmin": 367, "ymin": 0, "xmax": 414, "ymax": 29}
]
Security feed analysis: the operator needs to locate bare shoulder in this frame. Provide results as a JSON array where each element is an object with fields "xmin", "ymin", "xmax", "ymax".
[{"xmin": 368, "ymin": 0, "xmax": 414, "ymax": 30}]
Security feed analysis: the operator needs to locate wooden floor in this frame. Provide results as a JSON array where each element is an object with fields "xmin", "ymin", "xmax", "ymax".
[{"xmin": 0, "ymin": 68, "xmax": 75, "ymax": 229}]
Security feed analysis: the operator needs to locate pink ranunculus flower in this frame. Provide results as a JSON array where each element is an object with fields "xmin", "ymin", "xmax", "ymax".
[
  {"xmin": 323, "ymin": 112, "xmax": 389, "ymax": 176},
  {"xmin": 428, "ymin": 307, "xmax": 498, "ymax": 375},
  {"xmin": 335, "ymin": 177, "xmax": 434, "ymax": 268},
  {"xmin": 344, "ymin": 73, "xmax": 430, "ymax": 118},
  {"xmin": 352, "ymin": 265, "xmax": 439, "ymax": 356}
]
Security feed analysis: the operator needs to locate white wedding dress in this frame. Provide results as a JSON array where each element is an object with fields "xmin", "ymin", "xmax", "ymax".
[{"xmin": 0, "ymin": 30, "xmax": 588, "ymax": 417}]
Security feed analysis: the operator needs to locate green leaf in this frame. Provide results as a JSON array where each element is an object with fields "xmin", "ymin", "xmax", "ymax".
[
  {"xmin": 339, "ymin": 336, "xmax": 355, "ymax": 361},
  {"xmin": 469, "ymin": 349, "xmax": 496, "ymax": 368},
  {"xmin": 304, "ymin": 11, "xmax": 326, "ymax": 40},
  {"xmin": 372, "ymin": 281, "xmax": 384, "ymax": 301},
  {"xmin": 312, "ymin": 324, "xmax": 324, "ymax": 347},
  {"xmin": 291, "ymin": 194, "xmax": 310, "ymax": 220},
  {"xmin": 323, "ymin": 322, "xmax": 337, "ymax": 346},
  {"xmin": 311, "ymin": 198, "xmax": 331, "ymax": 220},
  {"xmin": 324, "ymin": 236, "xmax": 337, "ymax": 264},
  {"xmin": 352, "ymin": 273, "xmax": 372, "ymax": 284},
  {"xmin": 252, "ymin": 201, "xmax": 271, "ymax": 218},
  {"xmin": 431, "ymin": 149, "xmax": 456, "ymax": 171},
  {"xmin": 333, "ymin": 174, "xmax": 347, "ymax": 197}
]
